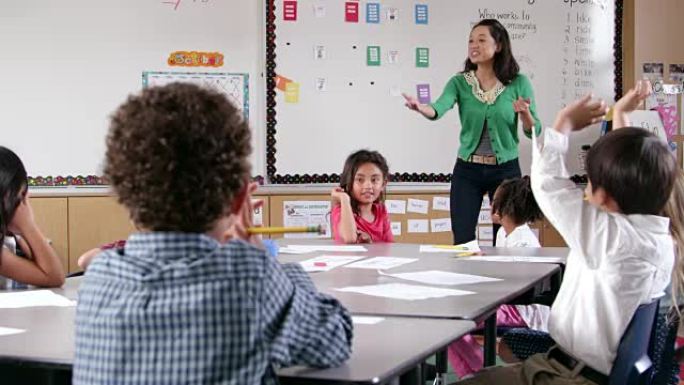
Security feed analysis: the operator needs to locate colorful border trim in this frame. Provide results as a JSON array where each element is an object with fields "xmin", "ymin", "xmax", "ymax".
[
  {"xmin": 28, "ymin": 175, "xmax": 265, "ymax": 187},
  {"xmin": 265, "ymin": 0, "xmax": 624, "ymax": 184}
]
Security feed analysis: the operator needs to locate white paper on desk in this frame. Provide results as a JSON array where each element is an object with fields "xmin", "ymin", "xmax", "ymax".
[
  {"xmin": 0, "ymin": 290, "xmax": 76, "ymax": 308},
  {"xmin": 432, "ymin": 197, "xmax": 450, "ymax": 211},
  {"xmin": 285, "ymin": 245, "xmax": 368, "ymax": 252},
  {"xmin": 345, "ymin": 256, "xmax": 418, "ymax": 270},
  {"xmin": 278, "ymin": 247, "xmax": 314, "ymax": 254},
  {"xmin": 430, "ymin": 218, "xmax": 451, "ymax": 233},
  {"xmin": 407, "ymin": 199, "xmax": 429, "ymax": 214},
  {"xmin": 352, "ymin": 316, "xmax": 385, "ymax": 325},
  {"xmin": 420, "ymin": 240, "xmax": 481, "ymax": 253},
  {"xmin": 385, "ymin": 200, "xmax": 406, "ymax": 214},
  {"xmin": 300, "ymin": 255, "xmax": 364, "ymax": 272},
  {"xmin": 336, "ymin": 283, "xmax": 474, "ymax": 300},
  {"xmin": 465, "ymin": 256, "xmax": 565, "ymax": 264},
  {"xmin": 0, "ymin": 326, "xmax": 26, "ymax": 336},
  {"xmin": 381, "ymin": 270, "xmax": 501, "ymax": 286},
  {"xmin": 407, "ymin": 219, "xmax": 429, "ymax": 233}
]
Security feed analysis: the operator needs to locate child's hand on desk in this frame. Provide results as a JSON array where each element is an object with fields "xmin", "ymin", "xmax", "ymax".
[
  {"xmin": 223, "ymin": 182, "xmax": 264, "ymax": 248},
  {"xmin": 357, "ymin": 231, "xmax": 372, "ymax": 244},
  {"xmin": 330, "ymin": 187, "xmax": 350, "ymax": 205},
  {"xmin": 553, "ymin": 94, "xmax": 608, "ymax": 135}
]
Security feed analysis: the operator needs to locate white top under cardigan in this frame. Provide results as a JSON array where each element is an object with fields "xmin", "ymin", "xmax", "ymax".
[{"xmin": 531, "ymin": 127, "xmax": 674, "ymax": 375}]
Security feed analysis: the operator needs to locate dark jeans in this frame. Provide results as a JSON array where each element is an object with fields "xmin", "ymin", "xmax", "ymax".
[{"xmin": 450, "ymin": 158, "xmax": 521, "ymax": 244}]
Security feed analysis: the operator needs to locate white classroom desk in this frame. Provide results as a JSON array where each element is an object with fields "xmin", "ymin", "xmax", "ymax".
[{"xmin": 0, "ymin": 278, "xmax": 475, "ymax": 385}]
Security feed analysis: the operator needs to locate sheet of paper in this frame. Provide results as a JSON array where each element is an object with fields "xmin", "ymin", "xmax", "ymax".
[
  {"xmin": 420, "ymin": 240, "xmax": 481, "ymax": 253},
  {"xmin": 285, "ymin": 245, "xmax": 368, "ymax": 252},
  {"xmin": 352, "ymin": 316, "xmax": 385, "ymax": 325},
  {"xmin": 0, "ymin": 290, "xmax": 76, "ymax": 308},
  {"xmin": 381, "ymin": 270, "xmax": 501, "ymax": 286},
  {"xmin": 0, "ymin": 326, "xmax": 26, "ymax": 336},
  {"xmin": 385, "ymin": 200, "xmax": 406, "ymax": 214},
  {"xmin": 478, "ymin": 210, "xmax": 492, "ymax": 224},
  {"xmin": 407, "ymin": 219, "xmax": 429, "ymax": 233},
  {"xmin": 278, "ymin": 247, "xmax": 315, "ymax": 255},
  {"xmin": 478, "ymin": 226, "xmax": 494, "ymax": 240},
  {"xmin": 252, "ymin": 205, "xmax": 263, "ymax": 227},
  {"xmin": 407, "ymin": 198, "xmax": 429, "ymax": 214},
  {"xmin": 432, "ymin": 196, "xmax": 450, "ymax": 211},
  {"xmin": 388, "ymin": 50, "xmax": 399, "ymax": 64},
  {"xmin": 313, "ymin": 3, "xmax": 326, "ymax": 18},
  {"xmin": 314, "ymin": 45, "xmax": 327, "ymax": 60},
  {"xmin": 430, "ymin": 218, "xmax": 451, "ymax": 233},
  {"xmin": 336, "ymin": 283, "xmax": 473, "ymax": 300},
  {"xmin": 481, "ymin": 195, "xmax": 491, "ymax": 209},
  {"xmin": 345, "ymin": 256, "xmax": 418, "ymax": 270},
  {"xmin": 284, "ymin": 82, "xmax": 300, "ymax": 103},
  {"xmin": 390, "ymin": 221, "xmax": 402, "ymax": 236},
  {"xmin": 300, "ymin": 255, "xmax": 364, "ymax": 272},
  {"xmin": 465, "ymin": 256, "xmax": 565, "ymax": 264},
  {"xmin": 283, "ymin": 201, "xmax": 331, "ymax": 238},
  {"xmin": 479, "ymin": 239, "xmax": 493, "ymax": 247}
]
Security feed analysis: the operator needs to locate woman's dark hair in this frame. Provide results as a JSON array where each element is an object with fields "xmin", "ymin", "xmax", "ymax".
[
  {"xmin": 491, "ymin": 176, "xmax": 542, "ymax": 225},
  {"xmin": 463, "ymin": 19, "xmax": 520, "ymax": 84},
  {"xmin": 586, "ymin": 127, "xmax": 676, "ymax": 215},
  {"xmin": 339, "ymin": 149, "xmax": 390, "ymax": 214},
  {"xmin": 0, "ymin": 146, "xmax": 28, "ymax": 252}
]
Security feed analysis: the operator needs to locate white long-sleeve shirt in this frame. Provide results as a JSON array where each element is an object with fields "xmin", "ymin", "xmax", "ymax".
[{"xmin": 531, "ymin": 128, "xmax": 674, "ymax": 375}]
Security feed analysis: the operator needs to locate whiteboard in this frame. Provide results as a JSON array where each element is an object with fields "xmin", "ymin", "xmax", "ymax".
[
  {"xmin": 270, "ymin": 0, "xmax": 618, "ymax": 180},
  {"xmin": 0, "ymin": 0, "xmax": 265, "ymax": 182}
]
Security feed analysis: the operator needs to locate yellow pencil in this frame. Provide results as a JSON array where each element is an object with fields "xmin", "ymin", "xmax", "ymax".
[
  {"xmin": 433, "ymin": 245, "xmax": 468, "ymax": 250},
  {"xmin": 247, "ymin": 225, "xmax": 325, "ymax": 235}
]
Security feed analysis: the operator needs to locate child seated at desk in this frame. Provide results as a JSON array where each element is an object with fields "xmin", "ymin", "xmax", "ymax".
[
  {"xmin": 449, "ymin": 176, "xmax": 549, "ymax": 377},
  {"xmin": 73, "ymin": 83, "xmax": 353, "ymax": 385},
  {"xmin": 0, "ymin": 146, "xmax": 65, "ymax": 288},
  {"xmin": 331, "ymin": 149, "xmax": 393, "ymax": 243},
  {"xmin": 458, "ymin": 86, "xmax": 679, "ymax": 384}
]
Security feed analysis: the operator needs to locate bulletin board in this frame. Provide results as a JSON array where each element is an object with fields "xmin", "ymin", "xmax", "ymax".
[{"xmin": 267, "ymin": 0, "xmax": 622, "ymax": 183}]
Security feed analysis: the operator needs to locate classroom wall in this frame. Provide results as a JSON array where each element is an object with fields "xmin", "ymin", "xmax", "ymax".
[{"xmin": 633, "ymin": 0, "xmax": 684, "ymax": 84}]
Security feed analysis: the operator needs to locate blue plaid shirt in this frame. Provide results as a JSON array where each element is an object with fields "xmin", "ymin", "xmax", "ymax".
[{"xmin": 74, "ymin": 232, "xmax": 353, "ymax": 385}]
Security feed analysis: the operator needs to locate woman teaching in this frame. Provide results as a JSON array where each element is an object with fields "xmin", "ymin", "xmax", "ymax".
[{"xmin": 403, "ymin": 19, "xmax": 541, "ymax": 244}]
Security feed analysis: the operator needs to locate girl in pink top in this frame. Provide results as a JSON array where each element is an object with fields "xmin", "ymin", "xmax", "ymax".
[{"xmin": 331, "ymin": 150, "xmax": 393, "ymax": 244}]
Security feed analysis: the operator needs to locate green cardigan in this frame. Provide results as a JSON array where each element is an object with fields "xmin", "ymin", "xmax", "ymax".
[{"xmin": 429, "ymin": 72, "xmax": 542, "ymax": 164}]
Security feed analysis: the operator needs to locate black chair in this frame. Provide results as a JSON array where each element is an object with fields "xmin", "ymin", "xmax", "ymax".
[{"xmin": 608, "ymin": 299, "xmax": 660, "ymax": 385}]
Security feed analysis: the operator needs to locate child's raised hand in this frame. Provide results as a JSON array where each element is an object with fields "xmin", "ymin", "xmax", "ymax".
[
  {"xmin": 330, "ymin": 187, "xmax": 350, "ymax": 205},
  {"xmin": 402, "ymin": 93, "xmax": 420, "ymax": 111},
  {"xmin": 615, "ymin": 80, "xmax": 652, "ymax": 115},
  {"xmin": 553, "ymin": 94, "xmax": 608, "ymax": 135},
  {"xmin": 7, "ymin": 195, "xmax": 36, "ymax": 236}
]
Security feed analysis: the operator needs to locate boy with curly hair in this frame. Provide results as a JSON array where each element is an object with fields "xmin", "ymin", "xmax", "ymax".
[{"xmin": 74, "ymin": 83, "xmax": 353, "ymax": 385}]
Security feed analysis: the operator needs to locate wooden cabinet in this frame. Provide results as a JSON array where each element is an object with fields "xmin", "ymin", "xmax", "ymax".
[
  {"xmin": 68, "ymin": 197, "xmax": 136, "ymax": 273},
  {"xmin": 30, "ymin": 197, "xmax": 69, "ymax": 271}
]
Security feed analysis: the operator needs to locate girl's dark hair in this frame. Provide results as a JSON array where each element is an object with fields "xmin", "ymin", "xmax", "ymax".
[
  {"xmin": 339, "ymin": 149, "xmax": 390, "ymax": 214},
  {"xmin": 463, "ymin": 19, "xmax": 520, "ymax": 85},
  {"xmin": 0, "ymin": 146, "xmax": 28, "ymax": 252},
  {"xmin": 586, "ymin": 127, "xmax": 676, "ymax": 215},
  {"xmin": 491, "ymin": 176, "xmax": 542, "ymax": 225}
]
